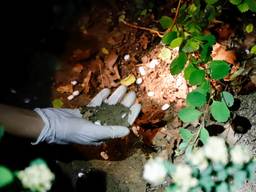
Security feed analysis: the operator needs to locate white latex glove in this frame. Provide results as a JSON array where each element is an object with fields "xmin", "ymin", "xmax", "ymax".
[{"xmin": 33, "ymin": 85, "xmax": 141, "ymax": 145}]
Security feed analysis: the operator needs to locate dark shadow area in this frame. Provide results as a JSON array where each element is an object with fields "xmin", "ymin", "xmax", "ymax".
[{"xmin": 231, "ymin": 115, "xmax": 252, "ymax": 134}]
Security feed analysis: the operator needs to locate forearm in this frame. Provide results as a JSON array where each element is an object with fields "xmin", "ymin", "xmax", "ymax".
[{"xmin": 0, "ymin": 104, "xmax": 44, "ymax": 139}]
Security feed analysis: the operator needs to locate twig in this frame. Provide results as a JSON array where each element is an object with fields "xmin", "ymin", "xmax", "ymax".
[
  {"xmin": 166, "ymin": 0, "xmax": 182, "ymax": 33},
  {"xmin": 121, "ymin": 20, "xmax": 164, "ymax": 37}
]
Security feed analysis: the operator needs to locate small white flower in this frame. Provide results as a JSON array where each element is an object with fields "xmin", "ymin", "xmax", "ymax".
[
  {"xmin": 204, "ymin": 137, "xmax": 228, "ymax": 164},
  {"xmin": 17, "ymin": 164, "xmax": 55, "ymax": 192},
  {"xmin": 172, "ymin": 164, "xmax": 198, "ymax": 192},
  {"xmin": 71, "ymin": 80, "xmax": 78, "ymax": 85},
  {"xmin": 189, "ymin": 148, "xmax": 208, "ymax": 171},
  {"xmin": 230, "ymin": 145, "xmax": 251, "ymax": 164},
  {"xmin": 143, "ymin": 157, "xmax": 167, "ymax": 186}
]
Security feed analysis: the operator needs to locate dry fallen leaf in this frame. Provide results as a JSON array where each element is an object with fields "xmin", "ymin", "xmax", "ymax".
[
  {"xmin": 72, "ymin": 63, "xmax": 84, "ymax": 73},
  {"xmin": 211, "ymin": 43, "xmax": 236, "ymax": 65},
  {"xmin": 72, "ymin": 49, "xmax": 91, "ymax": 61},
  {"xmin": 56, "ymin": 84, "xmax": 73, "ymax": 94},
  {"xmin": 81, "ymin": 71, "xmax": 93, "ymax": 94},
  {"xmin": 104, "ymin": 51, "xmax": 118, "ymax": 68}
]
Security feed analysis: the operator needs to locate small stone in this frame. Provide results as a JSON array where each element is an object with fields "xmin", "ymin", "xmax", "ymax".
[
  {"xmin": 138, "ymin": 66, "xmax": 146, "ymax": 76},
  {"xmin": 147, "ymin": 91, "xmax": 155, "ymax": 97},
  {"xmin": 245, "ymin": 49, "xmax": 250, "ymax": 54},
  {"xmin": 124, "ymin": 54, "xmax": 130, "ymax": 61},
  {"xmin": 71, "ymin": 80, "xmax": 78, "ymax": 85},
  {"xmin": 136, "ymin": 77, "xmax": 143, "ymax": 85},
  {"xmin": 67, "ymin": 95, "xmax": 74, "ymax": 100},
  {"xmin": 72, "ymin": 90, "xmax": 80, "ymax": 96},
  {"xmin": 161, "ymin": 104, "xmax": 170, "ymax": 111}
]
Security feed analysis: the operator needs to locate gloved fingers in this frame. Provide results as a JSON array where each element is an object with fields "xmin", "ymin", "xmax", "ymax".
[
  {"xmin": 99, "ymin": 125, "xmax": 130, "ymax": 139},
  {"xmin": 128, "ymin": 103, "xmax": 141, "ymax": 125},
  {"xmin": 120, "ymin": 91, "xmax": 136, "ymax": 108},
  {"xmin": 59, "ymin": 108, "xmax": 82, "ymax": 117},
  {"xmin": 105, "ymin": 85, "xmax": 127, "ymax": 105},
  {"xmin": 87, "ymin": 88, "xmax": 111, "ymax": 107}
]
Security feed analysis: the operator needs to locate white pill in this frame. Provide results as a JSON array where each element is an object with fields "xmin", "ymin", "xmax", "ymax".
[
  {"xmin": 67, "ymin": 95, "xmax": 74, "ymax": 100},
  {"xmin": 78, "ymin": 172, "xmax": 84, "ymax": 178},
  {"xmin": 124, "ymin": 54, "xmax": 130, "ymax": 61},
  {"xmin": 72, "ymin": 90, "xmax": 80, "ymax": 96},
  {"xmin": 136, "ymin": 77, "xmax": 143, "ymax": 84},
  {"xmin": 148, "ymin": 59, "xmax": 159, "ymax": 68},
  {"xmin": 147, "ymin": 91, "xmax": 155, "ymax": 97},
  {"xmin": 71, "ymin": 80, "xmax": 78, "ymax": 85},
  {"xmin": 138, "ymin": 66, "xmax": 146, "ymax": 76},
  {"xmin": 161, "ymin": 103, "xmax": 170, "ymax": 111}
]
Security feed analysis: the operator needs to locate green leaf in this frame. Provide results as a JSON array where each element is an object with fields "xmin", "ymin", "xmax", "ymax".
[
  {"xmin": 178, "ymin": 107, "xmax": 202, "ymax": 123},
  {"xmin": 209, "ymin": 60, "xmax": 230, "ymax": 80},
  {"xmin": 160, "ymin": 16, "xmax": 173, "ymax": 29},
  {"xmin": 184, "ymin": 63, "xmax": 197, "ymax": 80},
  {"xmin": 205, "ymin": 0, "xmax": 219, "ymax": 5},
  {"xmin": 210, "ymin": 101, "xmax": 230, "ymax": 122},
  {"xmin": 30, "ymin": 158, "xmax": 47, "ymax": 166},
  {"xmin": 200, "ymin": 127, "xmax": 209, "ymax": 145},
  {"xmin": 52, "ymin": 99, "xmax": 64, "ymax": 108},
  {"xmin": 221, "ymin": 91, "xmax": 234, "ymax": 107},
  {"xmin": 245, "ymin": 23, "xmax": 254, "ymax": 33},
  {"xmin": 196, "ymin": 80, "xmax": 211, "ymax": 95},
  {"xmin": 251, "ymin": 45, "xmax": 256, "ymax": 54},
  {"xmin": 0, "ymin": 125, "xmax": 4, "ymax": 141},
  {"xmin": 245, "ymin": 0, "xmax": 256, "ymax": 12},
  {"xmin": 233, "ymin": 170, "xmax": 247, "ymax": 188},
  {"xmin": 182, "ymin": 38, "xmax": 200, "ymax": 53},
  {"xmin": 237, "ymin": 2, "xmax": 249, "ymax": 12},
  {"xmin": 170, "ymin": 37, "xmax": 183, "ymax": 48},
  {"xmin": 159, "ymin": 47, "xmax": 172, "ymax": 61},
  {"xmin": 179, "ymin": 128, "xmax": 193, "ymax": 142},
  {"xmin": 178, "ymin": 141, "xmax": 189, "ymax": 151},
  {"xmin": 217, "ymin": 170, "xmax": 228, "ymax": 181},
  {"xmin": 170, "ymin": 52, "xmax": 187, "ymax": 75},
  {"xmin": 162, "ymin": 31, "xmax": 177, "ymax": 45},
  {"xmin": 200, "ymin": 43, "xmax": 211, "ymax": 61},
  {"xmin": 187, "ymin": 91, "xmax": 206, "ymax": 107},
  {"xmin": 229, "ymin": 0, "xmax": 242, "ymax": 5},
  {"xmin": 216, "ymin": 182, "xmax": 229, "ymax": 192},
  {"xmin": 189, "ymin": 69, "xmax": 205, "ymax": 85},
  {"xmin": 0, "ymin": 166, "xmax": 14, "ymax": 188},
  {"xmin": 165, "ymin": 184, "xmax": 179, "ymax": 192},
  {"xmin": 205, "ymin": 4, "xmax": 216, "ymax": 21}
]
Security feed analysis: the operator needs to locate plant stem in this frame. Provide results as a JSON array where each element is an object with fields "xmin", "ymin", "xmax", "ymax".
[
  {"xmin": 166, "ymin": 0, "xmax": 182, "ymax": 33},
  {"xmin": 121, "ymin": 20, "xmax": 164, "ymax": 37}
]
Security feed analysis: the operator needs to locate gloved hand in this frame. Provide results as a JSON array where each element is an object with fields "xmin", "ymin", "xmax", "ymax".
[{"xmin": 33, "ymin": 85, "xmax": 141, "ymax": 145}]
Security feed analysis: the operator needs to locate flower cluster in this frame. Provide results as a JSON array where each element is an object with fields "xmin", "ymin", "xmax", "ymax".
[
  {"xmin": 17, "ymin": 162, "xmax": 55, "ymax": 192},
  {"xmin": 143, "ymin": 137, "xmax": 256, "ymax": 192}
]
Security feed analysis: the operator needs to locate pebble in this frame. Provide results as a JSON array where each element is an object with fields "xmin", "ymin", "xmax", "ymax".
[
  {"xmin": 136, "ymin": 77, "xmax": 143, "ymax": 85},
  {"xmin": 67, "ymin": 95, "xmax": 74, "ymax": 100},
  {"xmin": 72, "ymin": 90, "xmax": 80, "ymax": 96},
  {"xmin": 138, "ymin": 66, "xmax": 146, "ymax": 76},
  {"xmin": 147, "ymin": 91, "xmax": 155, "ymax": 97},
  {"xmin": 245, "ymin": 49, "xmax": 250, "ymax": 54},
  {"xmin": 71, "ymin": 80, "xmax": 78, "ymax": 85},
  {"xmin": 124, "ymin": 54, "xmax": 130, "ymax": 61},
  {"xmin": 161, "ymin": 103, "xmax": 170, "ymax": 111}
]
